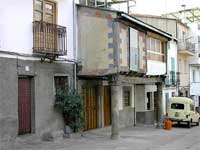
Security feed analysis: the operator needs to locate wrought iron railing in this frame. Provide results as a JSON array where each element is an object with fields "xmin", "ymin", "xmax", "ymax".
[
  {"xmin": 33, "ymin": 21, "xmax": 67, "ymax": 56},
  {"xmin": 178, "ymin": 38, "xmax": 195, "ymax": 53},
  {"xmin": 165, "ymin": 71, "xmax": 180, "ymax": 86}
]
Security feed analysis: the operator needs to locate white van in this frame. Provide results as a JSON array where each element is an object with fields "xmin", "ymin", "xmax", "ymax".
[{"xmin": 167, "ymin": 97, "xmax": 200, "ymax": 128}]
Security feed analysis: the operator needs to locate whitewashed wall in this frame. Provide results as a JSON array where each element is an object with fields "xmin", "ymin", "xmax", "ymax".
[
  {"xmin": 146, "ymin": 60, "xmax": 166, "ymax": 75},
  {"xmin": 167, "ymin": 40, "xmax": 178, "ymax": 73},
  {"xmin": 0, "ymin": 0, "xmax": 75, "ymax": 60}
]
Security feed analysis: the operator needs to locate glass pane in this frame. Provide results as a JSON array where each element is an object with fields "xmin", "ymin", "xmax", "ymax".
[
  {"xmin": 151, "ymin": 38, "xmax": 155, "ymax": 51},
  {"xmin": 34, "ymin": 11, "xmax": 42, "ymax": 21},
  {"xmin": 147, "ymin": 37, "xmax": 150, "ymax": 50},
  {"xmin": 156, "ymin": 40, "xmax": 161, "ymax": 52},
  {"xmin": 45, "ymin": 14, "xmax": 53, "ymax": 23},
  {"xmin": 45, "ymin": 3, "xmax": 53, "ymax": 14},
  {"xmin": 171, "ymin": 103, "xmax": 184, "ymax": 110},
  {"xmin": 35, "ymin": 0, "xmax": 43, "ymax": 11}
]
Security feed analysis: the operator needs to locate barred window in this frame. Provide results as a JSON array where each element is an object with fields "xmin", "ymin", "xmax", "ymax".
[{"xmin": 123, "ymin": 86, "xmax": 131, "ymax": 107}]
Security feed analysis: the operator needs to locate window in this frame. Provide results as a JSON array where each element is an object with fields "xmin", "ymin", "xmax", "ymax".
[
  {"xmin": 171, "ymin": 103, "xmax": 184, "ymax": 110},
  {"xmin": 182, "ymin": 31, "xmax": 185, "ymax": 42},
  {"xmin": 130, "ymin": 28, "xmax": 139, "ymax": 71},
  {"xmin": 156, "ymin": 40, "xmax": 161, "ymax": 53},
  {"xmin": 147, "ymin": 37, "xmax": 164, "ymax": 62},
  {"xmin": 123, "ymin": 87, "xmax": 131, "ymax": 107},
  {"xmin": 198, "ymin": 24, "xmax": 200, "ymax": 30},
  {"xmin": 54, "ymin": 76, "xmax": 68, "ymax": 95},
  {"xmin": 190, "ymin": 104, "xmax": 194, "ymax": 111},
  {"xmin": 147, "ymin": 92, "xmax": 153, "ymax": 110},
  {"xmin": 34, "ymin": 0, "xmax": 56, "ymax": 24},
  {"xmin": 192, "ymin": 70, "xmax": 196, "ymax": 82}
]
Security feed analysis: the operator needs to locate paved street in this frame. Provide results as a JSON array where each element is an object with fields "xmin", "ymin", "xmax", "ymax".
[{"xmin": 13, "ymin": 124, "xmax": 200, "ymax": 150}]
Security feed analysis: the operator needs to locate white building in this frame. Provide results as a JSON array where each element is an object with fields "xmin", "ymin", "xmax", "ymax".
[
  {"xmin": 0, "ymin": 0, "xmax": 77, "ymax": 147},
  {"xmin": 163, "ymin": 39, "xmax": 178, "ymax": 114},
  {"xmin": 188, "ymin": 23, "xmax": 200, "ymax": 107}
]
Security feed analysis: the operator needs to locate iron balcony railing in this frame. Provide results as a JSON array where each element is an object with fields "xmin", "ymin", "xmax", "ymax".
[
  {"xmin": 165, "ymin": 71, "xmax": 180, "ymax": 86},
  {"xmin": 33, "ymin": 21, "xmax": 67, "ymax": 56},
  {"xmin": 178, "ymin": 39, "xmax": 195, "ymax": 53}
]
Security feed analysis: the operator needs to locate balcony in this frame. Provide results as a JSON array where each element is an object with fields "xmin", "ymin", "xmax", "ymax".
[
  {"xmin": 33, "ymin": 21, "xmax": 67, "ymax": 57},
  {"xmin": 165, "ymin": 71, "xmax": 179, "ymax": 87},
  {"xmin": 178, "ymin": 40, "xmax": 195, "ymax": 56}
]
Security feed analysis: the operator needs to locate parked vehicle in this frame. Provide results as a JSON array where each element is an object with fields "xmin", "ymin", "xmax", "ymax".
[{"xmin": 167, "ymin": 97, "xmax": 200, "ymax": 128}]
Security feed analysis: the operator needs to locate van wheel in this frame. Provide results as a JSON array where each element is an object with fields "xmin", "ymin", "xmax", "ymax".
[
  {"xmin": 187, "ymin": 121, "xmax": 191, "ymax": 128},
  {"xmin": 197, "ymin": 119, "xmax": 200, "ymax": 126}
]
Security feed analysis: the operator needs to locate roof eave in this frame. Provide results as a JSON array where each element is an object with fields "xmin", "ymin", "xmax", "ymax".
[{"xmin": 120, "ymin": 13, "xmax": 173, "ymax": 40}]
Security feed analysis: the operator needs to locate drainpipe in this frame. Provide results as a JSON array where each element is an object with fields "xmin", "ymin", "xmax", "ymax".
[{"xmin": 73, "ymin": 0, "xmax": 77, "ymax": 89}]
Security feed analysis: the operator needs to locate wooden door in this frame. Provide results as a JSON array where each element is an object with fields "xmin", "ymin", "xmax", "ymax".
[
  {"xmin": 104, "ymin": 86, "xmax": 111, "ymax": 126},
  {"xmin": 83, "ymin": 87, "xmax": 97, "ymax": 130},
  {"xmin": 18, "ymin": 77, "xmax": 32, "ymax": 135}
]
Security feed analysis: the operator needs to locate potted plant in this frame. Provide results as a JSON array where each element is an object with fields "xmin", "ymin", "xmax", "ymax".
[{"xmin": 54, "ymin": 89, "xmax": 84, "ymax": 137}]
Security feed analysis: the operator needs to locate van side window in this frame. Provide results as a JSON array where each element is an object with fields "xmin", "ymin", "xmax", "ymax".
[
  {"xmin": 171, "ymin": 103, "xmax": 184, "ymax": 109},
  {"xmin": 190, "ymin": 104, "xmax": 194, "ymax": 111}
]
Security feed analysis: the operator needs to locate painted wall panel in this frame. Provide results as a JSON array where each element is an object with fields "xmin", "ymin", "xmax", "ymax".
[
  {"xmin": 78, "ymin": 7, "xmax": 117, "ymax": 76},
  {"xmin": 119, "ymin": 24, "xmax": 129, "ymax": 71}
]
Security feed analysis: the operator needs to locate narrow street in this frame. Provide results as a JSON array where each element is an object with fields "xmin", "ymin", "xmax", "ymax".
[{"xmin": 14, "ymin": 125, "xmax": 200, "ymax": 150}]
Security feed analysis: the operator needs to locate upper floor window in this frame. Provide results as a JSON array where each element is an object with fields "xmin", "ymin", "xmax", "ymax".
[
  {"xmin": 192, "ymin": 70, "xmax": 196, "ymax": 82},
  {"xmin": 147, "ymin": 37, "xmax": 164, "ymax": 62},
  {"xmin": 34, "ymin": 0, "xmax": 56, "ymax": 24},
  {"xmin": 182, "ymin": 31, "xmax": 186, "ymax": 42}
]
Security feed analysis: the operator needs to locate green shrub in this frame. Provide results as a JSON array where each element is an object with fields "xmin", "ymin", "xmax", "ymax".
[{"xmin": 54, "ymin": 89, "xmax": 84, "ymax": 132}]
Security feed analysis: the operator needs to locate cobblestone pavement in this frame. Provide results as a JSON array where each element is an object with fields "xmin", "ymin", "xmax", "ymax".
[{"xmin": 13, "ymin": 124, "xmax": 200, "ymax": 150}]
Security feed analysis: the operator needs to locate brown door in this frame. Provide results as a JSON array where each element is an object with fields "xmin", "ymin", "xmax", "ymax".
[
  {"xmin": 83, "ymin": 87, "xmax": 97, "ymax": 130},
  {"xmin": 18, "ymin": 77, "xmax": 32, "ymax": 135},
  {"xmin": 104, "ymin": 86, "xmax": 111, "ymax": 126}
]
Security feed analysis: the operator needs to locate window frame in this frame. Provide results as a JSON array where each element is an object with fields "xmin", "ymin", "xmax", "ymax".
[
  {"xmin": 33, "ymin": 0, "xmax": 57, "ymax": 24},
  {"xmin": 147, "ymin": 37, "xmax": 164, "ymax": 62},
  {"xmin": 171, "ymin": 103, "xmax": 184, "ymax": 110},
  {"xmin": 123, "ymin": 86, "xmax": 132, "ymax": 108},
  {"xmin": 53, "ymin": 75, "xmax": 69, "ymax": 96}
]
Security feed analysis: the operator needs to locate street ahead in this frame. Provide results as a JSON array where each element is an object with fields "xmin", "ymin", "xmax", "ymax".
[{"xmin": 14, "ymin": 124, "xmax": 200, "ymax": 150}]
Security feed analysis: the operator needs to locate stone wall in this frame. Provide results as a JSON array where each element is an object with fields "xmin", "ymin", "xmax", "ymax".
[
  {"xmin": 0, "ymin": 57, "xmax": 74, "ymax": 149},
  {"xmin": 119, "ymin": 107, "xmax": 135, "ymax": 128}
]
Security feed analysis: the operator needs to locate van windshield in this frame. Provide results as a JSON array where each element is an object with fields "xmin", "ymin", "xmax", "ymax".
[{"xmin": 171, "ymin": 103, "xmax": 184, "ymax": 110}]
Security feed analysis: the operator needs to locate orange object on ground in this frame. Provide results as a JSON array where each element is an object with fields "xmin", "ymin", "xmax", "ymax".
[{"xmin": 165, "ymin": 119, "xmax": 172, "ymax": 130}]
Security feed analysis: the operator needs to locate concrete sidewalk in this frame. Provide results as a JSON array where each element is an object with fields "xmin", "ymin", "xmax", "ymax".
[{"xmin": 13, "ymin": 125, "xmax": 200, "ymax": 150}]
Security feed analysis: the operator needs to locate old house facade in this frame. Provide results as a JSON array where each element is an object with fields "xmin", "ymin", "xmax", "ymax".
[
  {"xmin": 0, "ymin": 0, "xmax": 77, "ymax": 148},
  {"xmin": 77, "ymin": 5, "xmax": 172, "ymax": 138},
  {"xmin": 133, "ymin": 15, "xmax": 178, "ymax": 115}
]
